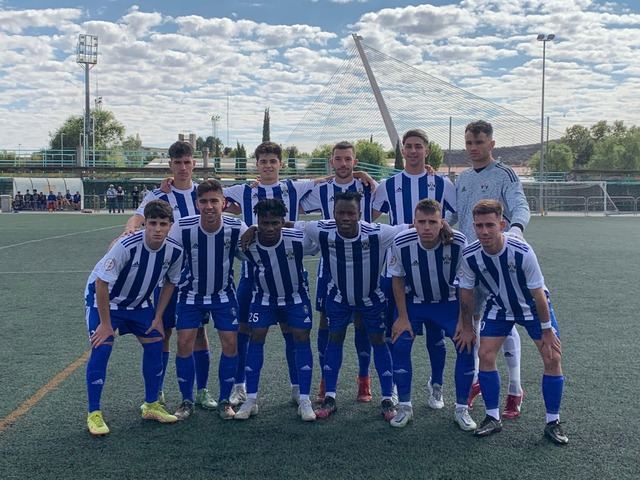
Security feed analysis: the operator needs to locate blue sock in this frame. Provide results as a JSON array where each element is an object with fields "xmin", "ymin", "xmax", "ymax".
[
  {"xmin": 317, "ymin": 327, "xmax": 329, "ymax": 378},
  {"xmin": 159, "ymin": 351, "xmax": 169, "ymax": 391},
  {"xmin": 218, "ymin": 353, "xmax": 238, "ymax": 402},
  {"xmin": 235, "ymin": 332, "xmax": 250, "ymax": 384},
  {"xmin": 542, "ymin": 374, "xmax": 564, "ymax": 415},
  {"xmin": 245, "ymin": 342, "xmax": 265, "ymax": 395},
  {"xmin": 294, "ymin": 340, "xmax": 313, "ymax": 396},
  {"xmin": 391, "ymin": 332, "xmax": 413, "ymax": 402},
  {"xmin": 478, "ymin": 370, "xmax": 501, "ymax": 414},
  {"xmin": 324, "ymin": 340, "xmax": 344, "ymax": 394},
  {"xmin": 454, "ymin": 348, "xmax": 475, "ymax": 405},
  {"xmin": 175, "ymin": 355, "xmax": 195, "ymax": 402},
  {"xmin": 86, "ymin": 344, "xmax": 112, "ymax": 412},
  {"xmin": 193, "ymin": 350, "xmax": 210, "ymax": 390},
  {"xmin": 283, "ymin": 332, "xmax": 298, "ymax": 385},
  {"xmin": 372, "ymin": 343, "xmax": 394, "ymax": 398},
  {"xmin": 426, "ymin": 325, "xmax": 446, "ymax": 386},
  {"xmin": 354, "ymin": 327, "xmax": 371, "ymax": 377},
  {"xmin": 142, "ymin": 341, "xmax": 163, "ymax": 404}
]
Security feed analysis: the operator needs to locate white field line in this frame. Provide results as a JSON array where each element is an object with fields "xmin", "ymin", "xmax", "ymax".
[{"xmin": 0, "ymin": 224, "xmax": 123, "ymax": 251}]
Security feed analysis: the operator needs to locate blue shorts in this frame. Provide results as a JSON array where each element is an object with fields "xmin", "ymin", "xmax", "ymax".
[
  {"xmin": 176, "ymin": 301, "xmax": 239, "ymax": 332},
  {"xmin": 236, "ymin": 276, "xmax": 254, "ymax": 325},
  {"xmin": 153, "ymin": 286, "xmax": 178, "ymax": 330},
  {"xmin": 315, "ymin": 273, "xmax": 330, "ymax": 313},
  {"xmin": 249, "ymin": 301, "xmax": 313, "ymax": 330},
  {"xmin": 85, "ymin": 306, "xmax": 161, "ymax": 340},
  {"xmin": 405, "ymin": 301, "xmax": 459, "ymax": 338},
  {"xmin": 480, "ymin": 299, "xmax": 560, "ymax": 341},
  {"xmin": 325, "ymin": 297, "xmax": 387, "ymax": 334}
]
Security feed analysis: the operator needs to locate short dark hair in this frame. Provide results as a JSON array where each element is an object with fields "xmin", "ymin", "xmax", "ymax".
[
  {"xmin": 402, "ymin": 129, "xmax": 429, "ymax": 146},
  {"xmin": 144, "ymin": 199, "xmax": 173, "ymax": 222},
  {"xmin": 254, "ymin": 141, "xmax": 282, "ymax": 161},
  {"xmin": 254, "ymin": 198, "xmax": 288, "ymax": 219},
  {"xmin": 196, "ymin": 179, "xmax": 224, "ymax": 198},
  {"xmin": 415, "ymin": 198, "xmax": 442, "ymax": 217},
  {"xmin": 168, "ymin": 141, "xmax": 193, "ymax": 159},
  {"xmin": 473, "ymin": 199, "xmax": 503, "ymax": 218},
  {"xmin": 332, "ymin": 141, "xmax": 355, "ymax": 156},
  {"xmin": 465, "ymin": 120, "xmax": 493, "ymax": 137},
  {"xmin": 334, "ymin": 190, "xmax": 362, "ymax": 207}
]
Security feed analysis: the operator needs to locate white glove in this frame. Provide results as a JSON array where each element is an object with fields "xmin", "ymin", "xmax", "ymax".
[{"xmin": 505, "ymin": 225, "xmax": 524, "ymax": 240}]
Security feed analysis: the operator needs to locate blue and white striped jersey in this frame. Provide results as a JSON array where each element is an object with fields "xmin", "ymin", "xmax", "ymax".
[
  {"xmin": 168, "ymin": 214, "xmax": 248, "ymax": 305},
  {"xmin": 388, "ymin": 228, "xmax": 467, "ymax": 304},
  {"xmin": 238, "ymin": 228, "xmax": 318, "ymax": 306},
  {"xmin": 296, "ymin": 220, "xmax": 408, "ymax": 307},
  {"xmin": 85, "ymin": 231, "xmax": 183, "ymax": 310},
  {"xmin": 372, "ymin": 171, "xmax": 456, "ymax": 225},
  {"xmin": 300, "ymin": 178, "xmax": 377, "ymax": 222},
  {"xmin": 136, "ymin": 184, "xmax": 199, "ymax": 220},
  {"xmin": 224, "ymin": 179, "xmax": 315, "ymax": 226},
  {"xmin": 458, "ymin": 236, "xmax": 545, "ymax": 321}
]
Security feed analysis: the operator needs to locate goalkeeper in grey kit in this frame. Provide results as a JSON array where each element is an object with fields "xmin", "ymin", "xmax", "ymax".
[{"xmin": 447, "ymin": 120, "xmax": 530, "ymax": 420}]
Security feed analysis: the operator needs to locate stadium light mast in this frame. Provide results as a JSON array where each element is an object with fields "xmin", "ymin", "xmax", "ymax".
[
  {"xmin": 537, "ymin": 33, "xmax": 554, "ymax": 215},
  {"xmin": 77, "ymin": 34, "xmax": 98, "ymax": 167},
  {"xmin": 352, "ymin": 34, "xmax": 400, "ymax": 149},
  {"xmin": 211, "ymin": 114, "xmax": 221, "ymax": 139}
]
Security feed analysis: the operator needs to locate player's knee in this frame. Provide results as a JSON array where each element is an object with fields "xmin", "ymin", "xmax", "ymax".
[
  {"xmin": 368, "ymin": 332, "xmax": 385, "ymax": 346},
  {"xmin": 478, "ymin": 344, "xmax": 498, "ymax": 365},
  {"xmin": 238, "ymin": 323, "xmax": 251, "ymax": 335},
  {"xmin": 291, "ymin": 328, "xmax": 310, "ymax": 343},
  {"xmin": 543, "ymin": 351, "xmax": 562, "ymax": 372},
  {"xmin": 219, "ymin": 331, "xmax": 238, "ymax": 356},
  {"xmin": 250, "ymin": 328, "xmax": 268, "ymax": 343}
]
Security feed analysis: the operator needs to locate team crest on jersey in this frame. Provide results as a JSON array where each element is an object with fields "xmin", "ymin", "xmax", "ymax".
[
  {"xmin": 104, "ymin": 258, "xmax": 116, "ymax": 271},
  {"xmin": 192, "ymin": 243, "xmax": 199, "ymax": 249},
  {"xmin": 361, "ymin": 241, "xmax": 370, "ymax": 250},
  {"xmin": 281, "ymin": 186, "xmax": 289, "ymax": 197},
  {"xmin": 286, "ymin": 250, "xmax": 296, "ymax": 260},
  {"xmin": 480, "ymin": 183, "xmax": 489, "ymax": 192},
  {"xmin": 252, "ymin": 192, "xmax": 259, "ymax": 199},
  {"xmin": 411, "ymin": 259, "xmax": 419, "ymax": 266},
  {"xmin": 256, "ymin": 259, "xmax": 263, "ymax": 265},
  {"xmin": 428, "ymin": 182, "xmax": 435, "ymax": 191},
  {"xmin": 357, "ymin": 188, "xmax": 363, "ymax": 194},
  {"xmin": 508, "ymin": 262, "xmax": 517, "ymax": 273},
  {"xmin": 443, "ymin": 254, "xmax": 452, "ymax": 265},
  {"xmin": 389, "ymin": 255, "xmax": 397, "ymax": 266},
  {"xmin": 224, "ymin": 239, "xmax": 232, "ymax": 249},
  {"xmin": 328, "ymin": 241, "xmax": 335, "ymax": 248}
]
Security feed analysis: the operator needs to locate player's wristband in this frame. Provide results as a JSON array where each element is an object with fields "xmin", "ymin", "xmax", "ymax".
[{"xmin": 540, "ymin": 321, "xmax": 552, "ymax": 330}]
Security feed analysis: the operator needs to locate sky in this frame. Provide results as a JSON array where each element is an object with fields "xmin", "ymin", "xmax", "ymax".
[{"xmin": 0, "ymin": 0, "xmax": 639, "ymax": 152}]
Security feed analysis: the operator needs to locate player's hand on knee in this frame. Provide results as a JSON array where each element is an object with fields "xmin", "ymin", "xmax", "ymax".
[
  {"xmin": 453, "ymin": 322, "xmax": 475, "ymax": 354},
  {"xmin": 160, "ymin": 177, "xmax": 174, "ymax": 193},
  {"xmin": 91, "ymin": 323, "xmax": 115, "ymax": 348},
  {"xmin": 541, "ymin": 329, "xmax": 561, "ymax": 361},
  {"xmin": 391, "ymin": 318, "xmax": 413, "ymax": 343}
]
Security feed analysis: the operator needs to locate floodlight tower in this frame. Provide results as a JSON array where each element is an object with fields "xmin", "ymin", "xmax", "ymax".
[
  {"xmin": 211, "ymin": 114, "xmax": 221, "ymax": 139},
  {"xmin": 76, "ymin": 34, "xmax": 98, "ymax": 166},
  {"xmin": 537, "ymin": 33, "xmax": 555, "ymax": 215}
]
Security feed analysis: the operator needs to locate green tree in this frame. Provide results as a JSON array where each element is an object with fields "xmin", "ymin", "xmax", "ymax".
[
  {"xmin": 560, "ymin": 125, "xmax": 594, "ymax": 167},
  {"xmin": 234, "ymin": 141, "xmax": 247, "ymax": 174},
  {"xmin": 529, "ymin": 143, "xmax": 574, "ymax": 173},
  {"xmin": 122, "ymin": 134, "xmax": 142, "ymax": 151},
  {"xmin": 49, "ymin": 110, "xmax": 125, "ymax": 150},
  {"xmin": 590, "ymin": 120, "xmax": 611, "ymax": 142},
  {"xmin": 286, "ymin": 145, "xmax": 299, "ymax": 172},
  {"xmin": 394, "ymin": 140, "xmax": 403, "ymax": 170},
  {"xmin": 262, "ymin": 107, "xmax": 270, "ymax": 142},
  {"xmin": 355, "ymin": 138, "xmax": 386, "ymax": 166},
  {"xmin": 196, "ymin": 136, "xmax": 205, "ymax": 152},
  {"xmin": 426, "ymin": 142, "xmax": 443, "ymax": 170},
  {"xmin": 588, "ymin": 130, "xmax": 640, "ymax": 170},
  {"xmin": 307, "ymin": 144, "xmax": 332, "ymax": 174}
]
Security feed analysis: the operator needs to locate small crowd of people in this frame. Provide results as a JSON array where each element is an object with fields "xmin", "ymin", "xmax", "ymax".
[
  {"xmin": 12, "ymin": 189, "xmax": 81, "ymax": 212},
  {"xmin": 105, "ymin": 185, "xmax": 150, "ymax": 213}
]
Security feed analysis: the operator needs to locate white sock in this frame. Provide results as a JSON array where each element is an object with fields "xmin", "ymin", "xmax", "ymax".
[
  {"xmin": 247, "ymin": 393, "xmax": 257, "ymax": 400},
  {"xmin": 546, "ymin": 413, "xmax": 560, "ymax": 423},
  {"xmin": 472, "ymin": 318, "xmax": 481, "ymax": 384},
  {"xmin": 502, "ymin": 326, "xmax": 522, "ymax": 396},
  {"xmin": 486, "ymin": 408, "xmax": 500, "ymax": 420}
]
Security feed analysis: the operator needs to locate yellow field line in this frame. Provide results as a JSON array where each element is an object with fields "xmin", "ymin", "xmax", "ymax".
[{"xmin": 0, "ymin": 350, "xmax": 90, "ymax": 434}]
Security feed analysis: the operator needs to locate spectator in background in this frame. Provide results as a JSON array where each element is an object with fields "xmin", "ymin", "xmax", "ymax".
[
  {"xmin": 65, "ymin": 189, "xmax": 73, "ymax": 208},
  {"xmin": 131, "ymin": 186, "xmax": 140, "ymax": 210},
  {"xmin": 141, "ymin": 186, "xmax": 149, "ymax": 200},
  {"xmin": 12, "ymin": 191, "xmax": 24, "ymax": 212},
  {"xmin": 73, "ymin": 191, "xmax": 82, "ymax": 210},
  {"xmin": 47, "ymin": 191, "xmax": 57, "ymax": 212},
  {"xmin": 24, "ymin": 190, "xmax": 33, "ymax": 210},
  {"xmin": 56, "ymin": 192, "xmax": 65, "ymax": 211},
  {"xmin": 106, "ymin": 184, "xmax": 117, "ymax": 213},
  {"xmin": 38, "ymin": 191, "xmax": 47, "ymax": 211},
  {"xmin": 116, "ymin": 186, "xmax": 125, "ymax": 213}
]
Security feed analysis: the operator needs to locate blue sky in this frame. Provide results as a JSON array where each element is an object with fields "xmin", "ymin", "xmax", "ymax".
[{"xmin": 1, "ymin": 1, "xmax": 639, "ymax": 151}]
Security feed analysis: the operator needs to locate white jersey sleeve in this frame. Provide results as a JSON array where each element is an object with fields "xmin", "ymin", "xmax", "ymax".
[
  {"xmin": 371, "ymin": 179, "xmax": 389, "ymax": 212},
  {"xmin": 165, "ymin": 250, "xmax": 183, "ymax": 285},
  {"xmin": 292, "ymin": 179, "xmax": 316, "ymax": 200},
  {"xmin": 443, "ymin": 176, "xmax": 457, "ymax": 214},
  {"xmin": 387, "ymin": 242, "xmax": 405, "ymax": 277},
  {"xmin": 224, "ymin": 184, "xmax": 245, "ymax": 205},
  {"xmin": 293, "ymin": 220, "xmax": 320, "ymax": 242},
  {"xmin": 522, "ymin": 248, "xmax": 545, "ymax": 290},
  {"xmin": 299, "ymin": 185, "xmax": 322, "ymax": 213},
  {"xmin": 94, "ymin": 241, "xmax": 129, "ymax": 284},
  {"xmin": 379, "ymin": 223, "xmax": 409, "ymax": 249},
  {"xmin": 168, "ymin": 222, "xmax": 183, "ymax": 246},
  {"xmin": 302, "ymin": 234, "xmax": 320, "ymax": 256},
  {"xmin": 458, "ymin": 256, "xmax": 477, "ymax": 290}
]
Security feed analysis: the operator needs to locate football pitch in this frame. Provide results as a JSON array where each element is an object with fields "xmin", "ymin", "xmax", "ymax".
[{"xmin": 0, "ymin": 213, "xmax": 639, "ymax": 479}]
